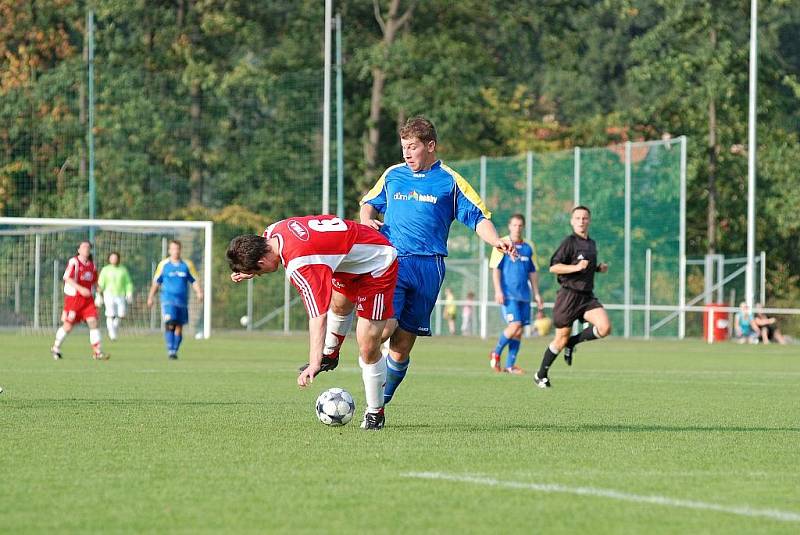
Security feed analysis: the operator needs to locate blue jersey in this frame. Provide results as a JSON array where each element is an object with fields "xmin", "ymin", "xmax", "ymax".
[
  {"xmin": 153, "ymin": 258, "xmax": 198, "ymax": 306},
  {"xmin": 489, "ymin": 238, "xmax": 537, "ymax": 302},
  {"xmin": 360, "ymin": 160, "xmax": 491, "ymax": 256}
]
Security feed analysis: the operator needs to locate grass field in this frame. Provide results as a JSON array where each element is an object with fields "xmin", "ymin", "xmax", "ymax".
[{"xmin": 0, "ymin": 331, "xmax": 798, "ymax": 534}]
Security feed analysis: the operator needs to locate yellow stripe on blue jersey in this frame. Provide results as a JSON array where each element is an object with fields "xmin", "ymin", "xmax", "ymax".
[
  {"xmin": 440, "ymin": 163, "xmax": 492, "ymax": 220},
  {"xmin": 360, "ymin": 163, "xmax": 405, "ymax": 207}
]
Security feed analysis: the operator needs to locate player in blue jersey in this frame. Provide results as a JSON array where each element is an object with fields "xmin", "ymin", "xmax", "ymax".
[
  {"xmin": 299, "ymin": 117, "xmax": 516, "ymax": 403},
  {"xmin": 146, "ymin": 240, "xmax": 204, "ymax": 360},
  {"xmin": 489, "ymin": 214, "xmax": 543, "ymax": 374}
]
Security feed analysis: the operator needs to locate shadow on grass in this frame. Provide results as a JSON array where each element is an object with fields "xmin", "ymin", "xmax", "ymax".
[
  {"xmin": 3, "ymin": 398, "xmax": 269, "ymax": 408},
  {"xmin": 391, "ymin": 422, "xmax": 800, "ymax": 433}
]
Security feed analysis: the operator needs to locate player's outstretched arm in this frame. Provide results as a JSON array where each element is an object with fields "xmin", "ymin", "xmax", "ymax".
[
  {"xmin": 192, "ymin": 281, "xmax": 203, "ymax": 302},
  {"xmin": 476, "ymin": 219, "xmax": 518, "ymax": 260},
  {"xmin": 298, "ymin": 313, "xmax": 326, "ymax": 387},
  {"xmin": 359, "ymin": 203, "xmax": 383, "ymax": 231},
  {"xmin": 146, "ymin": 282, "xmax": 159, "ymax": 308}
]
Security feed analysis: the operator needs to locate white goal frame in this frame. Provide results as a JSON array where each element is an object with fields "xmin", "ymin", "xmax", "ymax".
[{"xmin": 0, "ymin": 217, "xmax": 213, "ymax": 339}]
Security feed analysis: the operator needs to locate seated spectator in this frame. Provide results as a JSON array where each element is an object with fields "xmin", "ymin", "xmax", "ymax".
[
  {"xmin": 754, "ymin": 303, "xmax": 787, "ymax": 345},
  {"xmin": 733, "ymin": 302, "xmax": 759, "ymax": 344}
]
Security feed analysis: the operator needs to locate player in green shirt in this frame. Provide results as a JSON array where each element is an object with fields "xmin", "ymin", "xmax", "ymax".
[{"xmin": 97, "ymin": 252, "xmax": 134, "ymax": 340}]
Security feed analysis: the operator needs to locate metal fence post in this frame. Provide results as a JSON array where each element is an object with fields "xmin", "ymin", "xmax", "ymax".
[
  {"xmin": 34, "ymin": 234, "xmax": 41, "ymax": 329},
  {"xmin": 284, "ymin": 276, "xmax": 291, "ymax": 334},
  {"xmin": 759, "ymin": 250, "xmax": 766, "ymax": 305},
  {"xmin": 679, "ymin": 136, "xmax": 687, "ymax": 339},
  {"xmin": 246, "ymin": 277, "xmax": 254, "ymax": 332},
  {"xmin": 573, "ymin": 146, "xmax": 581, "ymax": 206},
  {"xmin": 525, "ymin": 151, "xmax": 533, "ymax": 243},
  {"xmin": 644, "ymin": 248, "xmax": 651, "ymax": 340},
  {"xmin": 52, "ymin": 260, "xmax": 59, "ymax": 327},
  {"xmin": 623, "ymin": 142, "xmax": 631, "ymax": 338}
]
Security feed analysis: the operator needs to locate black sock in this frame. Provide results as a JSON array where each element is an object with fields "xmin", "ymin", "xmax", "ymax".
[
  {"xmin": 568, "ymin": 326, "xmax": 598, "ymax": 347},
  {"xmin": 538, "ymin": 346, "xmax": 559, "ymax": 378}
]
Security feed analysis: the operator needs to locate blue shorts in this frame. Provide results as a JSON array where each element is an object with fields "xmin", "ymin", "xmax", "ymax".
[
  {"xmin": 162, "ymin": 303, "xmax": 189, "ymax": 326},
  {"xmin": 393, "ymin": 255, "xmax": 446, "ymax": 337},
  {"xmin": 501, "ymin": 299, "xmax": 531, "ymax": 326}
]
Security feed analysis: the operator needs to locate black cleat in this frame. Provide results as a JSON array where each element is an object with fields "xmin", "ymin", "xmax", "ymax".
[
  {"xmin": 168, "ymin": 352, "xmax": 178, "ymax": 360},
  {"xmin": 298, "ymin": 355, "xmax": 340, "ymax": 375},
  {"xmin": 361, "ymin": 408, "xmax": 385, "ymax": 430},
  {"xmin": 564, "ymin": 344, "xmax": 575, "ymax": 366},
  {"xmin": 51, "ymin": 346, "xmax": 62, "ymax": 360},
  {"xmin": 534, "ymin": 372, "xmax": 551, "ymax": 389}
]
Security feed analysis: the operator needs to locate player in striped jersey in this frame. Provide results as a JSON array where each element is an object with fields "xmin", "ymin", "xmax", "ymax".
[{"xmin": 226, "ymin": 215, "xmax": 398, "ymax": 430}]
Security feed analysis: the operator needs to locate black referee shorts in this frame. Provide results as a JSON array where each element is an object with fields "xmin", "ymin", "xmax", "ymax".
[{"xmin": 552, "ymin": 288, "xmax": 603, "ymax": 328}]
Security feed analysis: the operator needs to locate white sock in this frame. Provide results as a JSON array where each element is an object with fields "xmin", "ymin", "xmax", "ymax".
[
  {"xmin": 549, "ymin": 342, "xmax": 561, "ymax": 355},
  {"xmin": 359, "ymin": 356, "xmax": 387, "ymax": 413},
  {"xmin": 54, "ymin": 327, "xmax": 67, "ymax": 349},
  {"xmin": 106, "ymin": 317, "xmax": 117, "ymax": 340},
  {"xmin": 89, "ymin": 329, "xmax": 102, "ymax": 352},
  {"xmin": 323, "ymin": 311, "xmax": 354, "ymax": 356},
  {"xmin": 593, "ymin": 325, "xmax": 601, "ymax": 338}
]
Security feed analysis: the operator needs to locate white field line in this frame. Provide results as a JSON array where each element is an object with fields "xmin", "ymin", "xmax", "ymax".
[{"xmin": 402, "ymin": 472, "xmax": 800, "ymax": 523}]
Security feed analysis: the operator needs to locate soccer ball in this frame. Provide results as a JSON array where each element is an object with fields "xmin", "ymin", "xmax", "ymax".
[
  {"xmin": 315, "ymin": 388, "xmax": 356, "ymax": 426},
  {"xmin": 239, "ymin": 315, "xmax": 249, "ymax": 327}
]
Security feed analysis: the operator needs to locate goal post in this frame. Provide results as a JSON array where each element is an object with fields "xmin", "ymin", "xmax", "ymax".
[{"xmin": 0, "ymin": 217, "xmax": 213, "ymax": 339}]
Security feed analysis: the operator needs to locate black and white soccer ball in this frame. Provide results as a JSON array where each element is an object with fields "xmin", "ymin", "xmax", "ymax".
[{"xmin": 315, "ymin": 387, "xmax": 356, "ymax": 426}]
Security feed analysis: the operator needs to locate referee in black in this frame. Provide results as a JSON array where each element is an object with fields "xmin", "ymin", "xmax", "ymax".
[{"xmin": 534, "ymin": 205, "xmax": 611, "ymax": 388}]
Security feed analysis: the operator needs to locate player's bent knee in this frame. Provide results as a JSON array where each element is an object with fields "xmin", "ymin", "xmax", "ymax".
[{"xmin": 598, "ymin": 324, "xmax": 611, "ymax": 338}]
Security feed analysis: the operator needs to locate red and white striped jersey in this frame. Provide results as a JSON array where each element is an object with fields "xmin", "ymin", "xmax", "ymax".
[
  {"xmin": 264, "ymin": 215, "xmax": 397, "ymax": 318},
  {"xmin": 63, "ymin": 255, "xmax": 97, "ymax": 296}
]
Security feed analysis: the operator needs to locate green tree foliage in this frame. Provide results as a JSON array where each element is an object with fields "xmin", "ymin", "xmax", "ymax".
[{"xmin": 1, "ymin": 0, "xmax": 799, "ymax": 323}]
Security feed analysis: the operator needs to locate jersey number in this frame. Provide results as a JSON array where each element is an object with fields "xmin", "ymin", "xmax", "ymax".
[{"xmin": 308, "ymin": 218, "xmax": 348, "ymax": 233}]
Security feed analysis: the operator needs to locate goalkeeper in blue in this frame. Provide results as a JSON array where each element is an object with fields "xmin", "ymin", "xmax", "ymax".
[
  {"xmin": 298, "ymin": 116, "xmax": 516, "ymax": 404},
  {"xmin": 489, "ymin": 214, "xmax": 543, "ymax": 374},
  {"xmin": 146, "ymin": 240, "xmax": 204, "ymax": 360}
]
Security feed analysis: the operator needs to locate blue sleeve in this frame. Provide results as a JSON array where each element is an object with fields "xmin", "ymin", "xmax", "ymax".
[
  {"xmin": 360, "ymin": 173, "xmax": 389, "ymax": 214},
  {"xmin": 449, "ymin": 169, "xmax": 491, "ymax": 231}
]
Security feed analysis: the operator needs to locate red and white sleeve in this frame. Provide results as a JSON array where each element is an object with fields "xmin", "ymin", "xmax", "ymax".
[
  {"xmin": 63, "ymin": 258, "xmax": 76, "ymax": 281},
  {"xmin": 288, "ymin": 264, "xmax": 333, "ymax": 319}
]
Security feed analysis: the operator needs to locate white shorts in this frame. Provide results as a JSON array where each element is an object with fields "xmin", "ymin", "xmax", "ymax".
[{"xmin": 104, "ymin": 295, "xmax": 127, "ymax": 318}]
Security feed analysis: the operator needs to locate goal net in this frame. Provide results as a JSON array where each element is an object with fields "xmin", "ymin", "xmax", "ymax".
[{"xmin": 0, "ymin": 217, "xmax": 212, "ymax": 338}]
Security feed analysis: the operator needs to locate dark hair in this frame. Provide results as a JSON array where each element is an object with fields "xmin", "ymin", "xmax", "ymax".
[
  {"xmin": 78, "ymin": 240, "xmax": 93, "ymax": 262},
  {"xmin": 572, "ymin": 205, "xmax": 591, "ymax": 215},
  {"xmin": 509, "ymin": 213, "xmax": 525, "ymax": 224},
  {"xmin": 227, "ymin": 235, "xmax": 269, "ymax": 273},
  {"xmin": 399, "ymin": 116, "xmax": 437, "ymax": 144}
]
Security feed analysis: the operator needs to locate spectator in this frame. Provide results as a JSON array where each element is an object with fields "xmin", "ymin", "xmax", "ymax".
[
  {"xmin": 443, "ymin": 287, "xmax": 457, "ymax": 335},
  {"xmin": 733, "ymin": 302, "xmax": 759, "ymax": 344},
  {"xmin": 754, "ymin": 304, "xmax": 787, "ymax": 345},
  {"xmin": 461, "ymin": 291, "xmax": 475, "ymax": 335}
]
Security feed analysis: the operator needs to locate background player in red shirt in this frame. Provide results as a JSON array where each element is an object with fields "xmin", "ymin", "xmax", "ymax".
[
  {"xmin": 226, "ymin": 215, "xmax": 398, "ymax": 430},
  {"xmin": 50, "ymin": 241, "xmax": 108, "ymax": 361}
]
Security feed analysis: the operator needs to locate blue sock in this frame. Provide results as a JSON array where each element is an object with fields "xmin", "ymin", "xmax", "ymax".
[
  {"xmin": 506, "ymin": 339, "xmax": 521, "ymax": 368},
  {"xmin": 384, "ymin": 355, "xmax": 410, "ymax": 404},
  {"xmin": 164, "ymin": 330, "xmax": 175, "ymax": 353},
  {"xmin": 174, "ymin": 334, "xmax": 183, "ymax": 352},
  {"xmin": 494, "ymin": 334, "xmax": 510, "ymax": 355}
]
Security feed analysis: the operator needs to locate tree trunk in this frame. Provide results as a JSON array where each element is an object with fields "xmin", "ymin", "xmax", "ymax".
[
  {"xmin": 189, "ymin": 80, "xmax": 203, "ymax": 206},
  {"xmin": 706, "ymin": 29, "xmax": 718, "ymax": 254},
  {"xmin": 363, "ymin": 0, "xmax": 415, "ymax": 183}
]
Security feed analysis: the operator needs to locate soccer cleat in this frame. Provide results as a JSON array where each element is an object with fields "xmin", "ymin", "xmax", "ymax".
[
  {"xmin": 92, "ymin": 352, "xmax": 110, "ymax": 361},
  {"xmin": 505, "ymin": 365, "xmax": 525, "ymax": 375},
  {"xmin": 360, "ymin": 408, "xmax": 385, "ymax": 430},
  {"xmin": 51, "ymin": 347, "xmax": 62, "ymax": 360},
  {"xmin": 564, "ymin": 344, "xmax": 575, "ymax": 366},
  {"xmin": 168, "ymin": 352, "xmax": 178, "ymax": 360},
  {"xmin": 298, "ymin": 355, "xmax": 340, "ymax": 375},
  {"xmin": 489, "ymin": 351, "xmax": 501, "ymax": 372},
  {"xmin": 533, "ymin": 372, "xmax": 551, "ymax": 388}
]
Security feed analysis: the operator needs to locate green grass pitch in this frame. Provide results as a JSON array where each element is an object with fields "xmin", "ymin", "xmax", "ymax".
[{"xmin": 1, "ymin": 332, "xmax": 798, "ymax": 533}]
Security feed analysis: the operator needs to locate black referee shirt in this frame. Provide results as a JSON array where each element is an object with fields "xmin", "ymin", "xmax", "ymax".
[{"xmin": 549, "ymin": 233, "xmax": 599, "ymax": 294}]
